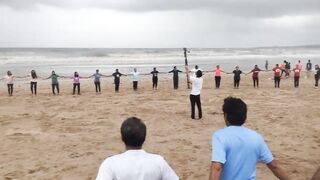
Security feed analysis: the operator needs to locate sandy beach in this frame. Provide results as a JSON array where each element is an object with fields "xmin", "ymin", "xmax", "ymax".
[{"xmin": 0, "ymin": 72, "xmax": 319, "ymax": 180}]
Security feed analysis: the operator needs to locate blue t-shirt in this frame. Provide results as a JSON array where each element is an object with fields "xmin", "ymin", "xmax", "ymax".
[{"xmin": 212, "ymin": 126, "xmax": 273, "ymax": 180}]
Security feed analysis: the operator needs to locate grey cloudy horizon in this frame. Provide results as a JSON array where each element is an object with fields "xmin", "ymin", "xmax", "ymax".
[{"xmin": 0, "ymin": 0, "xmax": 319, "ymax": 48}]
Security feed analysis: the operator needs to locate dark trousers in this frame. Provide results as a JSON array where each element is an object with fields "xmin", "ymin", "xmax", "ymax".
[
  {"xmin": 133, "ymin": 81, "xmax": 138, "ymax": 90},
  {"xmin": 95, "ymin": 82, "xmax": 101, "ymax": 92},
  {"xmin": 7, "ymin": 84, "xmax": 13, "ymax": 96},
  {"xmin": 52, "ymin": 84, "xmax": 59, "ymax": 94},
  {"xmin": 253, "ymin": 77, "xmax": 259, "ymax": 88},
  {"xmin": 234, "ymin": 78, "xmax": 240, "ymax": 88},
  {"xmin": 31, "ymin": 82, "xmax": 37, "ymax": 94},
  {"xmin": 73, "ymin": 83, "xmax": 80, "ymax": 94},
  {"xmin": 190, "ymin": 94, "xmax": 202, "ymax": 119},
  {"xmin": 294, "ymin": 77, "xmax": 300, "ymax": 87},
  {"xmin": 274, "ymin": 77, "xmax": 281, "ymax": 88},
  {"xmin": 315, "ymin": 75, "xmax": 319, "ymax": 87},
  {"xmin": 152, "ymin": 77, "xmax": 158, "ymax": 89},
  {"xmin": 115, "ymin": 83, "xmax": 120, "ymax": 92},
  {"xmin": 215, "ymin": 76, "xmax": 221, "ymax": 88},
  {"xmin": 173, "ymin": 77, "xmax": 179, "ymax": 89}
]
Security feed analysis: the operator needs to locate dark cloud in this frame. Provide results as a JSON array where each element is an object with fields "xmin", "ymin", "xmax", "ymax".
[{"xmin": 0, "ymin": 0, "xmax": 320, "ymax": 18}]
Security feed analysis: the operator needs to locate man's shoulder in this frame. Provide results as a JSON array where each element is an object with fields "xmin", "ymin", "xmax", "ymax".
[
  {"xmin": 214, "ymin": 126, "xmax": 263, "ymax": 139},
  {"xmin": 103, "ymin": 151, "xmax": 165, "ymax": 164}
]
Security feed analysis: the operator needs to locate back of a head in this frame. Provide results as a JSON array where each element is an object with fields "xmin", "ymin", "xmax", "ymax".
[
  {"xmin": 223, "ymin": 97, "xmax": 247, "ymax": 126},
  {"xmin": 31, "ymin": 70, "xmax": 37, "ymax": 79},
  {"xmin": 196, "ymin": 70, "xmax": 202, "ymax": 78},
  {"xmin": 121, "ymin": 117, "xmax": 146, "ymax": 148}
]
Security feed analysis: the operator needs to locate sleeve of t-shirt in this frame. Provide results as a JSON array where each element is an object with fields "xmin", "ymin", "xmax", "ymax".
[
  {"xmin": 259, "ymin": 137, "xmax": 274, "ymax": 164},
  {"xmin": 96, "ymin": 159, "xmax": 113, "ymax": 180},
  {"xmin": 211, "ymin": 133, "xmax": 226, "ymax": 164},
  {"xmin": 161, "ymin": 158, "xmax": 179, "ymax": 180}
]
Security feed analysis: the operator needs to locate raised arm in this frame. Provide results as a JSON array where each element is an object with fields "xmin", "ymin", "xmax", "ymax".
[
  {"xmin": 267, "ymin": 160, "xmax": 291, "ymax": 180},
  {"xmin": 209, "ymin": 162, "xmax": 222, "ymax": 180}
]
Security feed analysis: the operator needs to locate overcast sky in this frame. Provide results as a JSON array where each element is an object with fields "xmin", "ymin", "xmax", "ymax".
[{"xmin": 0, "ymin": 0, "xmax": 319, "ymax": 48}]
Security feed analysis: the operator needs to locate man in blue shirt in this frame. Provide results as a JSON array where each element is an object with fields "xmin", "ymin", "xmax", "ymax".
[{"xmin": 209, "ymin": 97, "xmax": 290, "ymax": 180}]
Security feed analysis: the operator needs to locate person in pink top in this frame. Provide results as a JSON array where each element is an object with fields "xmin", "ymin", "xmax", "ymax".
[
  {"xmin": 72, "ymin": 72, "xmax": 81, "ymax": 95},
  {"xmin": 297, "ymin": 60, "xmax": 303, "ymax": 70},
  {"xmin": 1, "ymin": 71, "xmax": 15, "ymax": 96},
  {"xmin": 213, "ymin": 65, "xmax": 224, "ymax": 88},
  {"xmin": 0, "ymin": 71, "xmax": 25, "ymax": 96}
]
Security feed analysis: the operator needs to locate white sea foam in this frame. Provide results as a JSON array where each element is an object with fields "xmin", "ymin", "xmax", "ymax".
[{"xmin": 0, "ymin": 47, "xmax": 319, "ymax": 76}]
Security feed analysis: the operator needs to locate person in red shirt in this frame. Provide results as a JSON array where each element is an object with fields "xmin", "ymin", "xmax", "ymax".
[
  {"xmin": 246, "ymin": 65, "xmax": 262, "ymax": 88},
  {"xmin": 293, "ymin": 64, "xmax": 301, "ymax": 87},
  {"xmin": 272, "ymin": 64, "xmax": 282, "ymax": 88}
]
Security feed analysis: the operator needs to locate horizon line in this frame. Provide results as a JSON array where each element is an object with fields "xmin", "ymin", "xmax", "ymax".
[{"xmin": 0, "ymin": 44, "xmax": 320, "ymax": 49}]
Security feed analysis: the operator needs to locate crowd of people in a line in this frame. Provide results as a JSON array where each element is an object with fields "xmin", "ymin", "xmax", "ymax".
[
  {"xmin": 95, "ymin": 97, "xmax": 320, "ymax": 180},
  {"xmin": 1, "ymin": 60, "xmax": 319, "ymax": 96}
]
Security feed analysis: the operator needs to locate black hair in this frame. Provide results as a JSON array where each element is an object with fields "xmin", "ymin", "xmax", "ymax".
[
  {"xmin": 74, "ymin": 72, "xmax": 79, "ymax": 77},
  {"xmin": 222, "ymin": 97, "xmax": 247, "ymax": 126},
  {"xmin": 7, "ymin": 71, "xmax": 12, "ymax": 76},
  {"xmin": 121, "ymin": 117, "xmax": 146, "ymax": 148},
  {"xmin": 31, "ymin": 70, "xmax": 37, "ymax": 79},
  {"xmin": 196, "ymin": 70, "xmax": 202, "ymax": 78}
]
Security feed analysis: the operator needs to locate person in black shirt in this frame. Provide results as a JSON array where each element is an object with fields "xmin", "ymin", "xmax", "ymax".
[
  {"xmin": 168, "ymin": 66, "xmax": 182, "ymax": 89},
  {"xmin": 150, "ymin": 67, "xmax": 159, "ymax": 90},
  {"xmin": 231, "ymin": 66, "xmax": 242, "ymax": 89},
  {"xmin": 314, "ymin": 64, "xmax": 320, "ymax": 88},
  {"xmin": 306, "ymin": 60, "xmax": 312, "ymax": 78},
  {"xmin": 306, "ymin": 60, "xmax": 312, "ymax": 71},
  {"xmin": 112, "ymin": 69, "xmax": 123, "ymax": 92}
]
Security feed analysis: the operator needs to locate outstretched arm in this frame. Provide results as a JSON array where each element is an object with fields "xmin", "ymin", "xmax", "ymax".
[
  {"xmin": 267, "ymin": 160, "xmax": 291, "ymax": 180},
  {"xmin": 209, "ymin": 162, "xmax": 222, "ymax": 180}
]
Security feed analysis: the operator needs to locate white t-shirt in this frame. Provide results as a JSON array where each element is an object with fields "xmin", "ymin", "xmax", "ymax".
[
  {"xmin": 191, "ymin": 68, "xmax": 203, "ymax": 77},
  {"xmin": 132, "ymin": 72, "xmax": 140, "ymax": 82},
  {"xmin": 96, "ymin": 150, "xmax": 179, "ymax": 180},
  {"xmin": 5, "ymin": 75, "xmax": 13, "ymax": 84},
  {"xmin": 190, "ymin": 76, "xmax": 203, "ymax": 95}
]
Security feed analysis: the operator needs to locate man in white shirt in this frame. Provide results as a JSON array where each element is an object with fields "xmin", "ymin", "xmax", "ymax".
[
  {"xmin": 132, "ymin": 68, "xmax": 140, "ymax": 90},
  {"xmin": 191, "ymin": 65, "xmax": 203, "ymax": 76},
  {"xmin": 96, "ymin": 117, "xmax": 179, "ymax": 180},
  {"xmin": 186, "ymin": 66, "xmax": 203, "ymax": 119}
]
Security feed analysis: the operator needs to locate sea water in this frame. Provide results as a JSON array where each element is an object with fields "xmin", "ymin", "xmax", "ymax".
[{"xmin": 0, "ymin": 46, "xmax": 319, "ymax": 77}]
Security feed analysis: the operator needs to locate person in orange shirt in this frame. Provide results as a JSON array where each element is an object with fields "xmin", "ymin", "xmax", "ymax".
[
  {"xmin": 292, "ymin": 64, "xmax": 301, "ymax": 88},
  {"xmin": 213, "ymin": 65, "xmax": 225, "ymax": 89}
]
